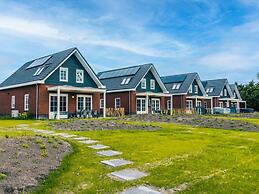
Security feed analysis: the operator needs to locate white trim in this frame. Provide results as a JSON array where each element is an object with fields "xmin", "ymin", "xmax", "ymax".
[
  {"xmin": 186, "ymin": 100, "xmax": 193, "ymax": 110},
  {"xmin": 136, "ymin": 91, "xmax": 171, "ymax": 97},
  {"xmin": 49, "ymin": 93, "xmax": 68, "ymax": 119},
  {"xmin": 76, "ymin": 69, "xmax": 84, "ymax": 83},
  {"xmin": 188, "ymin": 85, "xmax": 193, "ymax": 93},
  {"xmin": 0, "ymin": 81, "xmax": 44, "ymax": 91},
  {"xmin": 193, "ymin": 74, "xmax": 207, "ymax": 96},
  {"xmin": 107, "ymin": 88, "xmax": 135, "ymax": 93},
  {"xmin": 141, "ymin": 78, "xmax": 147, "ymax": 89},
  {"xmin": 136, "ymin": 97, "xmax": 147, "ymax": 114},
  {"xmin": 194, "ymin": 85, "xmax": 198, "ymax": 94},
  {"xmin": 24, "ymin": 94, "xmax": 29, "ymax": 111},
  {"xmin": 47, "ymin": 85, "xmax": 106, "ymax": 93},
  {"xmin": 100, "ymin": 98, "xmax": 104, "ymax": 108},
  {"xmin": 59, "ymin": 67, "xmax": 68, "ymax": 82},
  {"xmin": 76, "ymin": 94, "xmax": 93, "ymax": 112},
  {"xmin": 115, "ymin": 98, "xmax": 121, "ymax": 108},
  {"xmin": 11, "ymin": 95, "xmax": 15, "ymax": 109},
  {"xmin": 150, "ymin": 79, "xmax": 155, "ymax": 90},
  {"xmin": 151, "ymin": 98, "xmax": 160, "ymax": 111}
]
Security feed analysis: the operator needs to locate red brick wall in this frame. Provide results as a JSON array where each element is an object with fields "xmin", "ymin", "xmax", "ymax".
[{"xmin": 173, "ymin": 95, "xmax": 186, "ymax": 108}]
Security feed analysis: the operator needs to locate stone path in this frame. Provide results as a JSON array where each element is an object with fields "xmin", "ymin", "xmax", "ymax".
[
  {"xmin": 101, "ymin": 158, "xmax": 133, "ymax": 167},
  {"xmin": 122, "ymin": 185, "xmax": 162, "ymax": 194},
  {"xmin": 109, "ymin": 168, "xmax": 148, "ymax": 181},
  {"xmin": 88, "ymin": 144, "xmax": 110, "ymax": 150},
  {"xmin": 78, "ymin": 140, "xmax": 99, "ymax": 144},
  {"xmin": 97, "ymin": 150, "xmax": 122, "ymax": 157}
]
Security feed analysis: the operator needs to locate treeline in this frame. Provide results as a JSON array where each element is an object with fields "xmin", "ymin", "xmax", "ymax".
[{"xmin": 238, "ymin": 81, "xmax": 259, "ymax": 111}]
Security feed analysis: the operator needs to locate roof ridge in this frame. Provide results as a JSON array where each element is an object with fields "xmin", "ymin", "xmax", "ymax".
[
  {"xmin": 98, "ymin": 63, "xmax": 153, "ymax": 74},
  {"xmin": 161, "ymin": 72, "xmax": 198, "ymax": 78}
]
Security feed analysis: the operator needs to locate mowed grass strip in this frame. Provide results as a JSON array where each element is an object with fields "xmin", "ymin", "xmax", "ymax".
[
  {"xmin": 204, "ymin": 115, "xmax": 259, "ymax": 125},
  {"xmin": 30, "ymin": 121, "xmax": 259, "ymax": 194}
]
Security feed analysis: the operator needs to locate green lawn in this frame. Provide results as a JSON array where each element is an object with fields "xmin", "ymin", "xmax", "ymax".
[
  {"xmin": 0, "ymin": 119, "xmax": 259, "ymax": 193},
  {"xmin": 204, "ymin": 115, "xmax": 259, "ymax": 125}
]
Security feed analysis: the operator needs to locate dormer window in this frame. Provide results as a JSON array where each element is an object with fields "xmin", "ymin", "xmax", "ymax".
[
  {"xmin": 206, "ymin": 87, "xmax": 214, "ymax": 93},
  {"xmin": 150, "ymin": 79, "xmax": 155, "ymax": 90},
  {"xmin": 172, "ymin": 83, "xmax": 181, "ymax": 90},
  {"xmin": 76, "ymin": 69, "xmax": 84, "ymax": 83},
  {"xmin": 188, "ymin": 85, "xmax": 192, "ymax": 93},
  {"xmin": 121, "ymin": 77, "xmax": 131, "ymax": 85},
  {"xmin": 141, "ymin": 78, "xmax": 146, "ymax": 89},
  {"xmin": 60, "ymin": 67, "xmax": 68, "ymax": 82},
  {"xmin": 194, "ymin": 85, "xmax": 198, "ymax": 94},
  {"xmin": 33, "ymin": 66, "xmax": 45, "ymax": 76}
]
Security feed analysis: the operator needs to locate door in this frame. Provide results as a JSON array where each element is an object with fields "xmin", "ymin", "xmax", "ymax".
[
  {"xmin": 136, "ymin": 98, "xmax": 146, "ymax": 114},
  {"xmin": 77, "ymin": 95, "xmax": 92, "ymax": 112},
  {"xmin": 151, "ymin": 98, "xmax": 160, "ymax": 112},
  {"xmin": 197, "ymin": 100, "xmax": 202, "ymax": 114},
  {"xmin": 49, "ymin": 94, "xmax": 68, "ymax": 119}
]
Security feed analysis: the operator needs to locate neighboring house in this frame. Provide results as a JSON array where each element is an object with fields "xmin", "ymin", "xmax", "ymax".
[
  {"xmin": 97, "ymin": 64, "xmax": 170, "ymax": 114},
  {"xmin": 229, "ymin": 84, "xmax": 246, "ymax": 110},
  {"xmin": 202, "ymin": 79, "xmax": 234, "ymax": 109},
  {"xmin": 0, "ymin": 48, "xmax": 106, "ymax": 119},
  {"xmin": 161, "ymin": 73, "xmax": 211, "ymax": 114}
]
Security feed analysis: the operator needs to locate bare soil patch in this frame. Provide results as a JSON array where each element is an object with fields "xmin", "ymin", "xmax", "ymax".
[
  {"xmin": 51, "ymin": 119, "xmax": 160, "ymax": 131},
  {"xmin": 125, "ymin": 114, "xmax": 259, "ymax": 132},
  {"xmin": 0, "ymin": 137, "xmax": 71, "ymax": 193}
]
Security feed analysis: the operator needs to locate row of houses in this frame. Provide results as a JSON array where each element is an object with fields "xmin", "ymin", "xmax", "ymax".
[{"xmin": 0, "ymin": 48, "xmax": 246, "ymax": 119}]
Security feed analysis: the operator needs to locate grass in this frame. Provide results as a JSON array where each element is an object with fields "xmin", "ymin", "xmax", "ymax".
[
  {"xmin": 204, "ymin": 115, "xmax": 259, "ymax": 125},
  {"xmin": 0, "ymin": 173, "xmax": 6, "ymax": 180},
  {"xmin": 0, "ymin": 119, "xmax": 258, "ymax": 193}
]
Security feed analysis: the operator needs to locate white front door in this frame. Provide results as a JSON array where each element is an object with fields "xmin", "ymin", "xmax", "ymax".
[
  {"xmin": 49, "ymin": 94, "xmax": 68, "ymax": 119},
  {"xmin": 136, "ymin": 98, "xmax": 146, "ymax": 114},
  {"xmin": 151, "ymin": 98, "xmax": 160, "ymax": 112},
  {"xmin": 77, "ymin": 95, "xmax": 92, "ymax": 112}
]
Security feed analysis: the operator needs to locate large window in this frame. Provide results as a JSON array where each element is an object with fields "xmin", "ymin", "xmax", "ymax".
[
  {"xmin": 50, "ymin": 94, "xmax": 68, "ymax": 113},
  {"xmin": 115, "ymin": 98, "xmax": 121, "ymax": 108},
  {"xmin": 11, "ymin": 96, "xmax": 15, "ymax": 109},
  {"xmin": 141, "ymin": 78, "xmax": 146, "ymax": 89},
  {"xmin": 77, "ymin": 95, "xmax": 92, "ymax": 112},
  {"xmin": 50, "ymin": 96, "xmax": 58, "ymax": 112},
  {"xmin": 24, "ymin": 94, "xmax": 29, "ymax": 111},
  {"xmin": 100, "ymin": 99, "xmax": 104, "ymax": 108},
  {"xmin": 137, "ymin": 98, "xmax": 146, "ymax": 113},
  {"xmin": 151, "ymin": 98, "xmax": 160, "ymax": 111},
  {"xmin": 76, "ymin": 69, "xmax": 84, "ymax": 83},
  {"xmin": 186, "ymin": 100, "xmax": 193, "ymax": 110},
  {"xmin": 150, "ymin": 79, "xmax": 155, "ymax": 90},
  {"xmin": 60, "ymin": 67, "xmax": 68, "ymax": 82},
  {"xmin": 60, "ymin": 96, "xmax": 67, "ymax": 112}
]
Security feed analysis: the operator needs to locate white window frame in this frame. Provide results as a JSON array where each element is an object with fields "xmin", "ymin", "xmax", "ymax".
[
  {"xmin": 115, "ymin": 98, "xmax": 121, "ymax": 108},
  {"xmin": 194, "ymin": 85, "xmax": 198, "ymax": 94},
  {"xmin": 188, "ymin": 85, "xmax": 193, "ymax": 93},
  {"xmin": 60, "ymin": 67, "xmax": 68, "ymax": 82},
  {"xmin": 224, "ymin": 89, "xmax": 227, "ymax": 96},
  {"xmin": 100, "ymin": 99, "xmax": 104, "ymax": 108},
  {"xmin": 186, "ymin": 100, "xmax": 193, "ymax": 110},
  {"xmin": 219, "ymin": 101, "xmax": 224, "ymax": 108},
  {"xmin": 167, "ymin": 100, "xmax": 171, "ymax": 110},
  {"xmin": 24, "ymin": 94, "xmax": 29, "ymax": 111},
  {"xmin": 150, "ymin": 79, "xmax": 155, "ymax": 90},
  {"xmin": 49, "ymin": 93, "xmax": 68, "ymax": 119},
  {"xmin": 76, "ymin": 95, "xmax": 93, "ymax": 112},
  {"xmin": 220, "ymin": 90, "xmax": 223, "ymax": 96},
  {"xmin": 141, "ymin": 78, "xmax": 146, "ymax": 89},
  {"xmin": 76, "ymin": 69, "xmax": 84, "ymax": 83},
  {"xmin": 11, "ymin": 96, "xmax": 15, "ymax": 109},
  {"xmin": 151, "ymin": 98, "xmax": 160, "ymax": 111}
]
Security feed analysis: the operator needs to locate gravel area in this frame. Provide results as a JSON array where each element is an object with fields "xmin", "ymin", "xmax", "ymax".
[
  {"xmin": 0, "ymin": 137, "xmax": 71, "ymax": 194},
  {"xmin": 125, "ymin": 114, "xmax": 259, "ymax": 132},
  {"xmin": 51, "ymin": 119, "xmax": 160, "ymax": 131}
]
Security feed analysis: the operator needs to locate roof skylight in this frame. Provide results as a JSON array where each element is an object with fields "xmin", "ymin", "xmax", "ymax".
[{"xmin": 27, "ymin": 55, "xmax": 51, "ymax": 69}]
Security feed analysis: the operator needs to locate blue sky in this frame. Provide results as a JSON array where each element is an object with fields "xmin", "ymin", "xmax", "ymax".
[{"xmin": 0, "ymin": 0, "xmax": 258, "ymax": 84}]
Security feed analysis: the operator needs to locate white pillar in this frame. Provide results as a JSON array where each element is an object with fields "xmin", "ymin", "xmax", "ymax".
[
  {"xmin": 57, "ymin": 86, "xmax": 60, "ymax": 120},
  {"xmin": 211, "ymin": 97, "xmax": 214, "ymax": 114},
  {"xmin": 245, "ymin": 101, "xmax": 247, "ymax": 109},
  {"xmin": 145, "ymin": 94, "xmax": 149, "ymax": 114},
  {"xmin": 170, "ymin": 95, "xmax": 173, "ymax": 115},
  {"xmin": 103, "ymin": 91, "xmax": 106, "ymax": 118}
]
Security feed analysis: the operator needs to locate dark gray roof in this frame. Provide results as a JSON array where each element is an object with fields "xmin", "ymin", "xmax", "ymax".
[
  {"xmin": 202, "ymin": 78, "xmax": 231, "ymax": 97},
  {"xmin": 161, "ymin": 72, "xmax": 203, "ymax": 94},
  {"xmin": 230, "ymin": 84, "xmax": 242, "ymax": 100},
  {"xmin": 0, "ymin": 47, "xmax": 76, "ymax": 88},
  {"xmin": 97, "ymin": 63, "xmax": 166, "ymax": 92}
]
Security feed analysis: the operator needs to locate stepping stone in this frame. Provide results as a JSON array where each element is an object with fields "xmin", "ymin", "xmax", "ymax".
[
  {"xmin": 73, "ymin": 137, "xmax": 89, "ymax": 141},
  {"xmin": 122, "ymin": 185, "xmax": 162, "ymax": 194},
  {"xmin": 109, "ymin": 169, "xmax": 148, "ymax": 181},
  {"xmin": 17, "ymin": 124, "xmax": 29, "ymax": 127},
  {"xmin": 97, "ymin": 150, "xmax": 122, "ymax": 157},
  {"xmin": 41, "ymin": 131, "xmax": 55, "ymax": 134},
  {"xmin": 78, "ymin": 140, "xmax": 98, "ymax": 144},
  {"xmin": 101, "ymin": 158, "xmax": 133, "ymax": 167},
  {"xmin": 88, "ymin": 144, "xmax": 110, "ymax": 150},
  {"xmin": 58, "ymin": 134, "xmax": 77, "ymax": 138}
]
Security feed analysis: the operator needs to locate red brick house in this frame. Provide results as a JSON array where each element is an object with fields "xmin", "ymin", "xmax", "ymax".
[
  {"xmin": 161, "ymin": 73, "xmax": 212, "ymax": 114},
  {"xmin": 97, "ymin": 64, "xmax": 170, "ymax": 115},
  {"xmin": 0, "ymin": 48, "xmax": 106, "ymax": 119}
]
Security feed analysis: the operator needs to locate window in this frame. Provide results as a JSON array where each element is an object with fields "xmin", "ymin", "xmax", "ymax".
[
  {"xmin": 188, "ymin": 85, "xmax": 193, "ymax": 93},
  {"xmin": 77, "ymin": 95, "xmax": 92, "ymax": 112},
  {"xmin": 151, "ymin": 98, "xmax": 160, "ymax": 111},
  {"xmin": 220, "ymin": 91, "xmax": 223, "ymax": 96},
  {"xmin": 33, "ymin": 66, "xmax": 45, "ymax": 76},
  {"xmin": 121, "ymin": 77, "xmax": 131, "ymax": 85},
  {"xmin": 186, "ymin": 100, "xmax": 193, "ymax": 110},
  {"xmin": 219, "ymin": 101, "xmax": 224, "ymax": 108},
  {"xmin": 100, "ymin": 99, "xmax": 104, "ymax": 108},
  {"xmin": 167, "ymin": 100, "xmax": 171, "ymax": 110},
  {"xmin": 224, "ymin": 89, "xmax": 227, "ymax": 96},
  {"xmin": 50, "ymin": 96, "xmax": 58, "ymax": 112},
  {"xmin": 60, "ymin": 67, "xmax": 68, "ymax": 82},
  {"xmin": 172, "ymin": 83, "xmax": 181, "ymax": 90},
  {"xmin": 141, "ymin": 78, "xmax": 146, "ymax": 89},
  {"xmin": 150, "ymin": 79, "xmax": 155, "ymax": 90},
  {"xmin": 115, "ymin": 98, "xmax": 121, "ymax": 108},
  {"xmin": 234, "ymin": 92, "xmax": 236, "ymax": 98},
  {"xmin": 24, "ymin": 94, "xmax": 29, "ymax": 111},
  {"xmin": 194, "ymin": 85, "xmax": 198, "ymax": 94},
  {"xmin": 76, "ymin": 69, "xmax": 84, "ymax": 83},
  {"xmin": 11, "ymin": 96, "xmax": 15, "ymax": 109},
  {"xmin": 60, "ymin": 96, "xmax": 67, "ymax": 112},
  {"xmin": 206, "ymin": 87, "xmax": 214, "ymax": 93}
]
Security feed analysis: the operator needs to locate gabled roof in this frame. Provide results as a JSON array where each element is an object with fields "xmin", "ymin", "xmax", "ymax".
[
  {"xmin": 97, "ymin": 63, "xmax": 168, "ymax": 93},
  {"xmin": 202, "ymin": 78, "xmax": 233, "ymax": 97},
  {"xmin": 230, "ymin": 84, "xmax": 242, "ymax": 100},
  {"xmin": 0, "ymin": 48, "xmax": 105, "ymax": 90},
  {"xmin": 161, "ymin": 72, "xmax": 206, "ymax": 95}
]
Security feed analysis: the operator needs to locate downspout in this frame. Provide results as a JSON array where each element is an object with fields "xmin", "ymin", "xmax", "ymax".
[{"xmin": 35, "ymin": 84, "xmax": 38, "ymax": 119}]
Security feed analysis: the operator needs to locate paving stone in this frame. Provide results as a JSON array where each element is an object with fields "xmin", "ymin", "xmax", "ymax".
[
  {"xmin": 40, "ymin": 131, "xmax": 55, "ymax": 134},
  {"xmin": 122, "ymin": 185, "xmax": 162, "ymax": 194},
  {"xmin": 101, "ymin": 158, "xmax": 133, "ymax": 167},
  {"xmin": 88, "ymin": 144, "xmax": 110, "ymax": 150},
  {"xmin": 97, "ymin": 150, "xmax": 122, "ymax": 157},
  {"xmin": 78, "ymin": 140, "xmax": 98, "ymax": 144},
  {"xmin": 109, "ymin": 169, "xmax": 148, "ymax": 181},
  {"xmin": 59, "ymin": 134, "xmax": 77, "ymax": 138},
  {"xmin": 17, "ymin": 124, "xmax": 29, "ymax": 127},
  {"xmin": 73, "ymin": 137, "xmax": 89, "ymax": 141}
]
